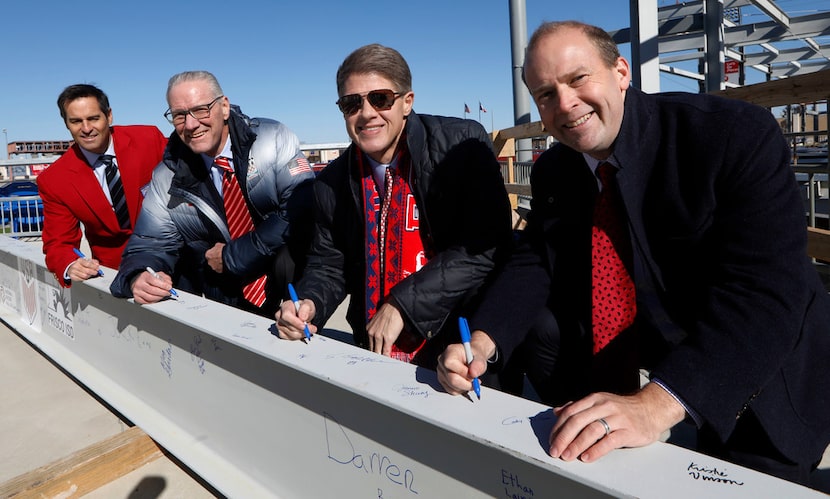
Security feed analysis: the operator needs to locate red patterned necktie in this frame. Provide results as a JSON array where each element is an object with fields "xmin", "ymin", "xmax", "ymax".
[
  {"xmin": 591, "ymin": 162, "xmax": 636, "ymax": 354},
  {"xmin": 215, "ymin": 156, "xmax": 267, "ymax": 307},
  {"xmin": 378, "ymin": 166, "xmax": 395, "ymax": 277}
]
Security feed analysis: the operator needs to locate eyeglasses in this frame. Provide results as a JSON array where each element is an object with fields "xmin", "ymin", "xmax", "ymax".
[
  {"xmin": 336, "ymin": 89, "xmax": 402, "ymax": 116},
  {"xmin": 164, "ymin": 95, "xmax": 224, "ymax": 125}
]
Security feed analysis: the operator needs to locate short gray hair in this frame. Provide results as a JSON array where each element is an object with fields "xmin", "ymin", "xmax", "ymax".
[{"xmin": 166, "ymin": 70, "xmax": 224, "ymax": 102}]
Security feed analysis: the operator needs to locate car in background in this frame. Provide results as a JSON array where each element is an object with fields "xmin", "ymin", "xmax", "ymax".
[{"xmin": 0, "ymin": 180, "xmax": 44, "ymax": 234}]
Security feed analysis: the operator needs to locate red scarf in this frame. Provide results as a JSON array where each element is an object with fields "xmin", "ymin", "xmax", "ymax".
[{"xmin": 360, "ymin": 146, "xmax": 429, "ymax": 362}]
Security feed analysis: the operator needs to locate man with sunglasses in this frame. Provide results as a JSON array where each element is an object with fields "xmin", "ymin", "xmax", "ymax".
[
  {"xmin": 276, "ymin": 44, "xmax": 512, "ymax": 370},
  {"xmin": 110, "ymin": 70, "xmax": 314, "ymax": 317}
]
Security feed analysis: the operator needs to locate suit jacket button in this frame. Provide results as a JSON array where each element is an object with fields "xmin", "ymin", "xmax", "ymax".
[
  {"xmin": 547, "ymin": 196, "xmax": 554, "ymax": 203},
  {"xmin": 736, "ymin": 403, "xmax": 749, "ymax": 420}
]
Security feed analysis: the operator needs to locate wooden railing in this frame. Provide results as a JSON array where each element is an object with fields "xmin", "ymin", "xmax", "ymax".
[
  {"xmin": 492, "ymin": 121, "xmax": 545, "ymax": 199},
  {"xmin": 808, "ymin": 227, "xmax": 830, "ymax": 262},
  {"xmin": 710, "ymin": 70, "xmax": 830, "ymax": 109}
]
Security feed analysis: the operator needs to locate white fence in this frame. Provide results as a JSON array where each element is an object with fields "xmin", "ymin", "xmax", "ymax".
[
  {"xmin": 0, "ymin": 157, "xmax": 54, "ymax": 238},
  {"xmin": 0, "ymin": 194, "xmax": 43, "ymax": 238}
]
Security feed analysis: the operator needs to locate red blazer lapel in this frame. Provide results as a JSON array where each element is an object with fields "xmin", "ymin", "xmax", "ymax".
[
  {"xmin": 65, "ymin": 146, "xmax": 122, "ymax": 232},
  {"xmin": 112, "ymin": 129, "xmax": 151, "ymax": 228}
]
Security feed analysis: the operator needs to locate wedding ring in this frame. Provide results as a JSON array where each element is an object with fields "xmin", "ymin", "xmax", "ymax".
[{"xmin": 596, "ymin": 418, "xmax": 611, "ymax": 437}]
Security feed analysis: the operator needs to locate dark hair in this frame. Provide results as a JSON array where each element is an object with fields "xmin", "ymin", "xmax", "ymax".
[
  {"xmin": 522, "ymin": 21, "xmax": 621, "ymax": 85},
  {"xmin": 336, "ymin": 44, "xmax": 412, "ymax": 96},
  {"xmin": 57, "ymin": 84, "xmax": 110, "ymax": 122}
]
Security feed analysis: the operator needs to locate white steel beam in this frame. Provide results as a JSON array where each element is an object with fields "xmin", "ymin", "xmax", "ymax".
[
  {"xmin": 655, "ymin": 12, "xmax": 830, "ymax": 53},
  {"xmin": 805, "ymin": 37, "xmax": 821, "ymax": 52},
  {"xmin": 749, "ymin": 0, "xmax": 790, "ymax": 27},
  {"xmin": 660, "ymin": 63, "xmax": 706, "ymax": 81},
  {"xmin": 771, "ymin": 61, "xmax": 830, "ymax": 77},
  {"xmin": 630, "ymin": 0, "xmax": 662, "ymax": 93},
  {"xmin": 0, "ymin": 236, "xmax": 823, "ymax": 498}
]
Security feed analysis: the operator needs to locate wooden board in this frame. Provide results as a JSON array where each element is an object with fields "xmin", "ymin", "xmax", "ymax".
[{"xmin": 0, "ymin": 426, "xmax": 162, "ymax": 498}]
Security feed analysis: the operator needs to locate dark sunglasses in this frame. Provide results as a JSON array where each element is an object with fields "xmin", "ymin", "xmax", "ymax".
[{"xmin": 336, "ymin": 89, "xmax": 402, "ymax": 116}]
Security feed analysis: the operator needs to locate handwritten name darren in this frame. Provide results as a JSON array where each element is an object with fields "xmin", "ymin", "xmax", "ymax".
[
  {"xmin": 687, "ymin": 462, "xmax": 744, "ymax": 486},
  {"xmin": 324, "ymin": 413, "xmax": 418, "ymax": 494}
]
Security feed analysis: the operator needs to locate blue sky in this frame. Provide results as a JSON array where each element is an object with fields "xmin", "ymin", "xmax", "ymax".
[{"xmin": 0, "ymin": 1, "xmax": 826, "ymax": 146}]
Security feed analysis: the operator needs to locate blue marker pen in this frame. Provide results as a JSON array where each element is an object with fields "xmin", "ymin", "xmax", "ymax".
[
  {"xmin": 458, "ymin": 316, "xmax": 482, "ymax": 400},
  {"xmin": 72, "ymin": 248, "xmax": 104, "ymax": 277},
  {"xmin": 288, "ymin": 283, "xmax": 312, "ymax": 342},
  {"xmin": 145, "ymin": 267, "xmax": 179, "ymax": 298}
]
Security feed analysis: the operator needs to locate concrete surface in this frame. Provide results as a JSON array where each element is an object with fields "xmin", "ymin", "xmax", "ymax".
[
  {"xmin": 0, "ymin": 295, "xmax": 354, "ymax": 498},
  {"xmin": 0, "ymin": 320, "xmax": 125, "ymax": 482},
  {"xmin": 0, "ymin": 321, "xmax": 220, "ymax": 498}
]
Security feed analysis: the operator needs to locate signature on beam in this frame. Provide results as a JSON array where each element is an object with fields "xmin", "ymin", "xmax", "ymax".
[
  {"xmin": 395, "ymin": 384, "xmax": 429, "ymax": 399},
  {"xmin": 502, "ymin": 416, "xmax": 526, "ymax": 426},
  {"xmin": 324, "ymin": 412, "xmax": 419, "ymax": 495},
  {"xmin": 160, "ymin": 340, "xmax": 173, "ymax": 378},
  {"xmin": 687, "ymin": 462, "xmax": 745, "ymax": 486},
  {"xmin": 327, "ymin": 353, "xmax": 397, "ymax": 366}
]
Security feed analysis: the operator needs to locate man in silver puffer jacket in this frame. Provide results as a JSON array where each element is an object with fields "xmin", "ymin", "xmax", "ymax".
[{"xmin": 110, "ymin": 70, "xmax": 314, "ymax": 317}]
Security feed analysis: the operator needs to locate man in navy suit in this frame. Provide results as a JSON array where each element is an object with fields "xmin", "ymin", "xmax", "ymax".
[{"xmin": 437, "ymin": 20, "xmax": 830, "ymax": 486}]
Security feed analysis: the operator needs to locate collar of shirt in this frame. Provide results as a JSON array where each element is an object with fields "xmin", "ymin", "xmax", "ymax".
[
  {"xmin": 582, "ymin": 152, "xmax": 619, "ymax": 191},
  {"xmin": 78, "ymin": 139, "xmax": 116, "ymax": 205},
  {"xmin": 202, "ymin": 139, "xmax": 234, "ymax": 195},
  {"xmin": 201, "ymin": 138, "xmax": 235, "ymax": 171},
  {"xmin": 365, "ymin": 154, "xmax": 400, "ymax": 199},
  {"xmin": 80, "ymin": 139, "xmax": 116, "ymax": 169}
]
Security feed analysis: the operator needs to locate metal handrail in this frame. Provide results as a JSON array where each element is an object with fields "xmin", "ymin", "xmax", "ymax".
[{"xmin": 0, "ymin": 194, "xmax": 43, "ymax": 238}]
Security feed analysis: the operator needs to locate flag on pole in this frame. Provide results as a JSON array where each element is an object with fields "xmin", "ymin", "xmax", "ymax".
[
  {"xmin": 464, "ymin": 103, "xmax": 471, "ymax": 114},
  {"xmin": 479, "ymin": 102, "xmax": 487, "ymax": 113}
]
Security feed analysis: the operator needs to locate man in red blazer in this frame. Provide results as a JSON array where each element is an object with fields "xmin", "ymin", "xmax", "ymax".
[{"xmin": 39, "ymin": 84, "xmax": 167, "ymax": 286}]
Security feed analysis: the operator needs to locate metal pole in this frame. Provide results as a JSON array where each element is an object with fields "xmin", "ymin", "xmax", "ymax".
[
  {"xmin": 2, "ymin": 129, "xmax": 7, "ymax": 160},
  {"xmin": 703, "ymin": 0, "xmax": 725, "ymax": 92},
  {"xmin": 509, "ymin": 0, "xmax": 533, "ymax": 162},
  {"xmin": 629, "ymin": 0, "xmax": 661, "ymax": 93},
  {"xmin": 824, "ymin": 94, "xmax": 830, "ymax": 230}
]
